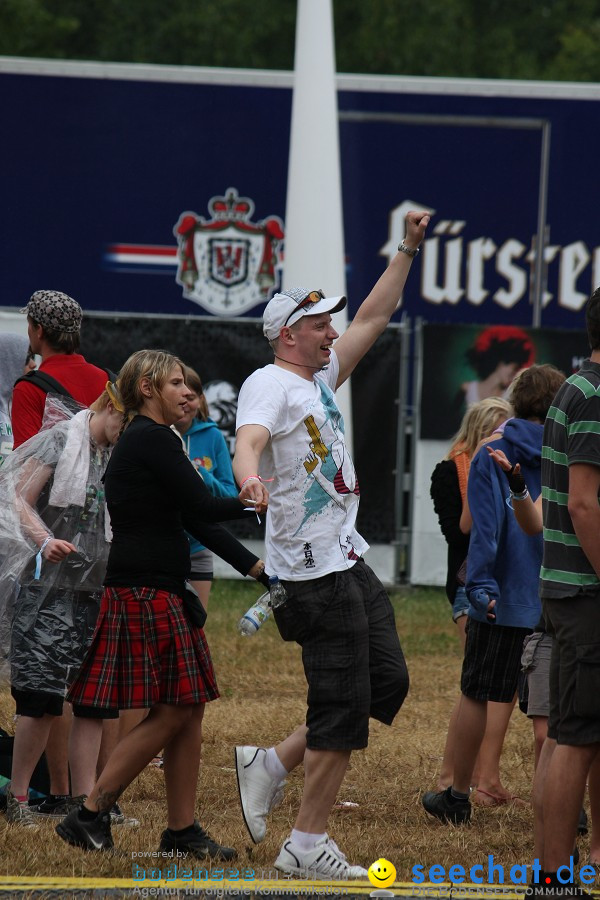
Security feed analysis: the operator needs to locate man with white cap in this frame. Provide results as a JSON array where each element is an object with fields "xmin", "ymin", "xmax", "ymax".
[{"xmin": 232, "ymin": 209, "xmax": 430, "ymax": 878}]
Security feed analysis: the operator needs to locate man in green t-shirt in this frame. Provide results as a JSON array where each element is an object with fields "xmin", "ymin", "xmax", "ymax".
[{"xmin": 536, "ymin": 285, "xmax": 600, "ymax": 892}]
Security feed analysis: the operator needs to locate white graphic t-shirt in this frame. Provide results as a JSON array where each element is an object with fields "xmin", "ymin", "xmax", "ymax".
[{"xmin": 236, "ymin": 350, "xmax": 368, "ymax": 580}]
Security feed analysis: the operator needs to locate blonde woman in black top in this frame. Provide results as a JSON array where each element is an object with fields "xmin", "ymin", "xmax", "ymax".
[{"xmin": 57, "ymin": 349, "xmax": 267, "ymax": 858}]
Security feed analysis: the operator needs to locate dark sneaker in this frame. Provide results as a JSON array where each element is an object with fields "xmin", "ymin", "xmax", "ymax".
[
  {"xmin": 55, "ymin": 808, "xmax": 114, "ymax": 851},
  {"xmin": 33, "ymin": 794, "xmax": 82, "ymax": 818},
  {"xmin": 422, "ymin": 787, "xmax": 471, "ymax": 824},
  {"xmin": 159, "ymin": 820, "xmax": 237, "ymax": 861}
]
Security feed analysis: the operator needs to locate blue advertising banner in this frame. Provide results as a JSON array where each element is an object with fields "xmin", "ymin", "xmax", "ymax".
[{"xmin": 1, "ymin": 60, "xmax": 599, "ymax": 330}]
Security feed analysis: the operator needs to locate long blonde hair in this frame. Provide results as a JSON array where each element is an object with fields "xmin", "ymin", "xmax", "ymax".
[{"xmin": 446, "ymin": 397, "xmax": 513, "ymax": 460}]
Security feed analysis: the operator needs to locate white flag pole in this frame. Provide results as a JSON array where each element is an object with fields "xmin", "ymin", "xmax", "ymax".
[{"xmin": 283, "ymin": 0, "xmax": 352, "ymax": 450}]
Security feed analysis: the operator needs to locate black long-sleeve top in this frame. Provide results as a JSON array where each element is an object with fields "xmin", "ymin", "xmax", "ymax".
[
  {"xmin": 430, "ymin": 459, "xmax": 470, "ymax": 604},
  {"xmin": 104, "ymin": 415, "xmax": 257, "ymax": 597}
]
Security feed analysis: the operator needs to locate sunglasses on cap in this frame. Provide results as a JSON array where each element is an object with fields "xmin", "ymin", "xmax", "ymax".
[{"xmin": 283, "ymin": 290, "xmax": 325, "ymax": 326}]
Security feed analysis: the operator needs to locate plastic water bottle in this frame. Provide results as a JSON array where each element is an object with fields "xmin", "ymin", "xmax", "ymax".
[
  {"xmin": 269, "ymin": 575, "xmax": 288, "ymax": 609},
  {"xmin": 238, "ymin": 591, "xmax": 272, "ymax": 637}
]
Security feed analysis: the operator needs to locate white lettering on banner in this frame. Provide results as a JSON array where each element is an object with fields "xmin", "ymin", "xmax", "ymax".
[
  {"xmin": 524, "ymin": 243, "xmax": 560, "ymax": 308},
  {"xmin": 421, "ymin": 222, "xmax": 465, "ymax": 305},
  {"xmin": 594, "ymin": 247, "xmax": 600, "ymax": 294},
  {"xmin": 382, "ymin": 201, "xmax": 600, "ymax": 314},
  {"xmin": 466, "ymin": 237, "xmax": 496, "ymax": 305},
  {"xmin": 559, "ymin": 241, "xmax": 591, "ymax": 311},
  {"xmin": 494, "ymin": 239, "xmax": 528, "ymax": 308}
]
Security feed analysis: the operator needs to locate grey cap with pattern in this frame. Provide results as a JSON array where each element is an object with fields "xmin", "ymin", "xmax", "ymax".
[{"xmin": 21, "ymin": 290, "xmax": 83, "ymax": 333}]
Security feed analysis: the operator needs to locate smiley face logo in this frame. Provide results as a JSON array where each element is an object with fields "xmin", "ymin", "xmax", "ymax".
[{"xmin": 368, "ymin": 858, "xmax": 397, "ymax": 889}]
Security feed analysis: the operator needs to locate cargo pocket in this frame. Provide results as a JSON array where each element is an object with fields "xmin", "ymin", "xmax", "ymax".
[
  {"xmin": 303, "ymin": 647, "xmax": 355, "ymax": 709},
  {"xmin": 574, "ymin": 643, "xmax": 600, "ymax": 718},
  {"xmin": 272, "ymin": 593, "xmax": 310, "ymax": 644}
]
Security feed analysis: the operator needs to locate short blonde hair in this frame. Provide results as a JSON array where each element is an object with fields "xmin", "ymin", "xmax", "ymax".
[
  {"xmin": 447, "ymin": 396, "xmax": 513, "ymax": 459},
  {"xmin": 117, "ymin": 349, "xmax": 185, "ymax": 417},
  {"xmin": 89, "ymin": 380, "xmax": 124, "ymax": 414}
]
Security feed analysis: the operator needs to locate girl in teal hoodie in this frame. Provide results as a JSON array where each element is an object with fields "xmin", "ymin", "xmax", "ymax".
[{"xmin": 174, "ymin": 366, "xmax": 238, "ymax": 609}]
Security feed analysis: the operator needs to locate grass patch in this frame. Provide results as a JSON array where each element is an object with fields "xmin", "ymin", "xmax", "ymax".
[{"xmin": 0, "ymin": 580, "xmax": 558, "ymax": 882}]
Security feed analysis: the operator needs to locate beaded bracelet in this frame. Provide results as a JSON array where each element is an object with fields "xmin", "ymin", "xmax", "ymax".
[
  {"xmin": 39, "ymin": 535, "xmax": 53, "ymax": 555},
  {"xmin": 240, "ymin": 474, "xmax": 262, "ymax": 487},
  {"xmin": 34, "ymin": 535, "xmax": 53, "ymax": 580}
]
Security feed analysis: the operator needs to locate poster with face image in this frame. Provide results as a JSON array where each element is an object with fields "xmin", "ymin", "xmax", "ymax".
[{"xmin": 420, "ymin": 323, "xmax": 589, "ymax": 441}]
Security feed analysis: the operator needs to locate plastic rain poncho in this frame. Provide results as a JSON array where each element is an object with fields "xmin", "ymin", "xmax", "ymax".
[{"xmin": 0, "ymin": 398, "xmax": 112, "ymax": 694}]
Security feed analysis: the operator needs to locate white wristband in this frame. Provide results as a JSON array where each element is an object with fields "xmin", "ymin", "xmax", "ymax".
[
  {"xmin": 510, "ymin": 489, "xmax": 529, "ymax": 502},
  {"xmin": 39, "ymin": 536, "xmax": 52, "ymax": 555}
]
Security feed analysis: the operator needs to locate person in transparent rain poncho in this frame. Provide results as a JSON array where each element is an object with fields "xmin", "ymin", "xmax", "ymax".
[{"xmin": 0, "ymin": 383, "xmax": 124, "ymax": 826}]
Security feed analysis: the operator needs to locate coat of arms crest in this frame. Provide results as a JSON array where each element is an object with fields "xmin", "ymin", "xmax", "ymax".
[{"xmin": 174, "ymin": 188, "xmax": 285, "ymax": 315}]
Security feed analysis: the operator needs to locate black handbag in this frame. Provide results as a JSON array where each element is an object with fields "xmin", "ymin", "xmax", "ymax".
[{"xmin": 181, "ymin": 581, "xmax": 207, "ymax": 629}]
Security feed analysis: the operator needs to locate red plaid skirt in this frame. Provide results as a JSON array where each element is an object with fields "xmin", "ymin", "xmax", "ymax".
[{"xmin": 67, "ymin": 586, "xmax": 219, "ymax": 709}]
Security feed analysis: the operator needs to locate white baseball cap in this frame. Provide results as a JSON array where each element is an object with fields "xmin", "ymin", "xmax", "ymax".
[{"xmin": 263, "ymin": 287, "xmax": 347, "ymax": 341}]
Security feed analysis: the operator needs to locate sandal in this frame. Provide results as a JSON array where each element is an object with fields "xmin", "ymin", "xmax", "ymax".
[{"xmin": 472, "ymin": 788, "xmax": 528, "ymax": 807}]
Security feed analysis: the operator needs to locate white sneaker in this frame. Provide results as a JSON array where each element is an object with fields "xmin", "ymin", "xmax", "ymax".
[
  {"xmin": 234, "ymin": 746, "xmax": 286, "ymax": 843},
  {"xmin": 110, "ymin": 802, "xmax": 140, "ymax": 827},
  {"xmin": 274, "ymin": 834, "xmax": 368, "ymax": 880}
]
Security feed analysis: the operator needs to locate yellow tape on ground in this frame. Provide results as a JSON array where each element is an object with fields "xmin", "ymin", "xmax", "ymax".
[
  {"xmin": 0, "ymin": 877, "xmax": 523, "ymax": 895},
  {"xmin": 0, "ymin": 877, "xmax": 597, "ymax": 897}
]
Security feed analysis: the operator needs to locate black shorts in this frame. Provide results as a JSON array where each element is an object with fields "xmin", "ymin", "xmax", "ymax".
[
  {"xmin": 544, "ymin": 591, "xmax": 600, "ymax": 745},
  {"xmin": 273, "ymin": 559, "xmax": 409, "ymax": 751},
  {"xmin": 11, "ymin": 686, "xmax": 118, "ymax": 720},
  {"xmin": 11, "ymin": 686, "xmax": 63, "ymax": 718},
  {"xmin": 461, "ymin": 618, "xmax": 531, "ymax": 703},
  {"xmin": 72, "ymin": 704, "xmax": 119, "ymax": 720}
]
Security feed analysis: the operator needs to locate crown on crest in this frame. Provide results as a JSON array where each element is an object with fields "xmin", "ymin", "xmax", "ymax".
[{"xmin": 208, "ymin": 187, "xmax": 254, "ymax": 222}]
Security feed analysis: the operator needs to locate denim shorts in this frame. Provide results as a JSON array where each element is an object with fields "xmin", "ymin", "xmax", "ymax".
[
  {"xmin": 272, "ymin": 560, "xmax": 409, "ymax": 751},
  {"xmin": 189, "ymin": 548, "xmax": 214, "ymax": 581},
  {"xmin": 452, "ymin": 585, "xmax": 470, "ymax": 622}
]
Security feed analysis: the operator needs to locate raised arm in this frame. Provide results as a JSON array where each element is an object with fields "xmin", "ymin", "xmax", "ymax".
[
  {"xmin": 334, "ymin": 210, "xmax": 430, "ymax": 387},
  {"xmin": 486, "ymin": 446, "xmax": 543, "ymax": 535}
]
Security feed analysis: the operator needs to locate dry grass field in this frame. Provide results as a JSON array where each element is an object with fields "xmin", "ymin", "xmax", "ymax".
[{"xmin": 0, "ymin": 581, "xmax": 571, "ymax": 884}]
